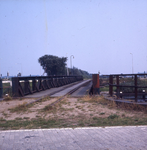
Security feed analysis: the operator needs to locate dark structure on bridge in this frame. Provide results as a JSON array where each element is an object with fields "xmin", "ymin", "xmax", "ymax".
[{"xmin": 12, "ymin": 75, "xmax": 83, "ymax": 97}]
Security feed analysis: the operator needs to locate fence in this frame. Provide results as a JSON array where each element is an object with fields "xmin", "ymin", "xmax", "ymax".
[
  {"xmin": 98, "ymin": 75, "xmax": 109, "ymax": 92},
  {"xmin": 12, "ymin": 75, "xmax": 83, "ymax": 97},
  {"xmin": 108, "ymin": 74, "xmax": 147, "ymax": 102}
]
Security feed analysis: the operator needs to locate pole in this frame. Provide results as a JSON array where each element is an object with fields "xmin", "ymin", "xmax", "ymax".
[
  {"xmin": 70, "ymin": 55, "xmax": 74, "ymax": 75},
  {"xmin": 66, "ymin": 53, "xmax": 69, "ymax": 76}
]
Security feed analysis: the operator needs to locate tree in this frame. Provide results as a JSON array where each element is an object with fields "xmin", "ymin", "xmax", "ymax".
[
  {"xmin": 38, "ymin": 55, "xmax": 67, "ymax": 76},
  {"xmin": 72, "ymin": 66, "xmax": 91, "ymax": 78}
]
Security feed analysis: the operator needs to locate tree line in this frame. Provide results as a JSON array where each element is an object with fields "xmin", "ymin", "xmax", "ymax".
[{"xmin": 38, "ymin": 55, "xmax": 91, "ymax": 78}]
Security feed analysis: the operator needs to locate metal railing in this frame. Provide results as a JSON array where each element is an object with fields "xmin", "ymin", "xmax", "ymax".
[
  {"xmin": 12, "ymin": 75, "xmax": 83, "ymax": 97},
  {"xmin": 108, "ymin": 74, "xmax": 147, "ymax": 102}
]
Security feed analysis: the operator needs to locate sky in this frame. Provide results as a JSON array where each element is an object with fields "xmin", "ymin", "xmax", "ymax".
[{"xmin": 0, "ymin": 0, "xmax": 147, "ymax": 76}]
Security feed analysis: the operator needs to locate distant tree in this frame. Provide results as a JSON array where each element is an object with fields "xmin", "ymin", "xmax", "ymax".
[
  {"xmin": 38, "ymin": 55, "xmax": 67, "ymax": 75},
  {"xmin": 72, "ymin": 66, "xmax": 91, "ymax": 79}
]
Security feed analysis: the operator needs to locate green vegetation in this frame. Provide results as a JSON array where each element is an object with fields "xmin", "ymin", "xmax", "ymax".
[
  {"xmin": 100, "ymin": 77, "xmax": 147, "ymax": 93},
  {"xmin": 0, "ymin": 116, "xmax": 147, "ymax": 130},
  {"xmin": 68, "ymin": 67, "xmax": 91, "ymax": 79},
  {"xmin": 100, "ymin": 86, "xmax": 109, "ymax": 91},
  {"xmin": 42, "ymin": 105, "xmax": 53, "ymax": 112},
  {"xmin": 38, "ymin": 54, "xmax": 91, "ymax": 78},
  {"xmin": 0, "ymin": 117, "xmax": 60, "ymax": 130},
  {"xmin": 1, "ymin": 95, "xmax": 147, "ymax": 130},
  {"xmin": 8, "ymin": 102, "xmax": 33, "ymax": 113},
  {"xmin": 38, "ymin": 55, "xmax": 67, "ymax": 75},
  {"xmin": 2, "ymin": 82, "xmax": 12, "ymax": 96}
]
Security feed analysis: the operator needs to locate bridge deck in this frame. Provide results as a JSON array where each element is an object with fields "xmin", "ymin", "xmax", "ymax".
[
  {"xmin": 50, "ymin": 80, "xmax": 91, "ymax": 97},
  {"xmin": 25, "ymin": 80, "xmax": 91, "ymax": 98}
]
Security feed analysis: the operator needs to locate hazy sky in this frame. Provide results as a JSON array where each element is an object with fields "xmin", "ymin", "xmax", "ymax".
[{"xmin": 0, "ymin": 0, "xmax": 147, "ymax": 76}]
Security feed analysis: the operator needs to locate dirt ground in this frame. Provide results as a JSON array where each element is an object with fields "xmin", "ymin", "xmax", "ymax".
[{"xmin": 0, "ymin": 95, "xmax": 147, "ymax": 121}]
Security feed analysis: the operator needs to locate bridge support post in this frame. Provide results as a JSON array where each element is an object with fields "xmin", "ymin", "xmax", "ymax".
[
  {"xmin": 109, "ymin": 75, "xmax": 113, "ymax": 96},
  {"xmin": 134, "ymin": 75, "xmax": 138, "ymax": 102},
  {"xmin": 116, "ymin": 75, "xmax": 120, "ymax": 98},
  {"xmin": 12, "ymin": 77, "xmax": 19, "ymax": 97},
  {"xmin": 92, "ymin": 74, "xmax": 100, "ymax": 95}
]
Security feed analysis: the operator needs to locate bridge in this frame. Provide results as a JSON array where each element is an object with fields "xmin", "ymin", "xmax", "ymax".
[
  {"xmin": 1, "ymin": 73, "xmax": 147, "ymax": 104},
  {"xmin": 0, "ymin": 75, "xmax": 94, "ymax": 100},
  {"xmin": 24, "ymin": 79, "xmax": 92, "ymax": 99}
]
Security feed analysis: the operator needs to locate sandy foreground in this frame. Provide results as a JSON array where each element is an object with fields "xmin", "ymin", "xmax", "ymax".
[{"xmin": 0, "ymin": 95, "xmax": 146, "ymax": 121}]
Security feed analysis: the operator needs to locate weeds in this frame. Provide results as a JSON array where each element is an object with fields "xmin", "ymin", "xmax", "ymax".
[
  {"xmin": 40, "ymin": 96, "xmax": 51, "ymax": 102},
  {"xmin": 15, "ymin": 117, "xmax": 23, "ymax": 120},
  {"xmin": 3, "ymin": 94, "xmax": 12, "ymax": 101},
  {"xmin": 9, "ymin": 102, "xmax": 32, "ymax": 113},
  {"xmin": 117, "ymin": 102, "xmax": 147, "ymax": 112},
  {"xmin": 121, "ymin": 113, "xmax": 125, "ymax": 117},
  {"xmin": 0, "ymin": 117, "xmax": 6, "ymax": 121},
  {"xmin": 2, "ymin": 112, "xmax": 8, "ymax": 117},
  {"xmin": 81, "ymin": 95, "xmax": 147, "ymax": 113},
  {"xmin": 23, "ymin": 117, "xmax": 30, "ymax": 120},
  {"xmin": 108, "ymin": 114, "xmax": 119, "ymax": 119},
  {"xmin": 42, "ymin": 105, "xmax": 53, "ymax": 111},
  {"xmin": 99, "ymin": 112, "xmax": 105, "ymax": 115},
  {"xmin": 1, "ymin": 95, "xmax": 147, "ymax": 130}
]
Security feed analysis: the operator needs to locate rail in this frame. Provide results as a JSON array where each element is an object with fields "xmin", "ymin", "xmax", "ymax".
[
  {"xmin": 12, "ymin": 75, "xmax": 83, "ymax": 97},
  {"xmin": 108, "ymin": 73, "xmax": 147, "ymax": 102}
]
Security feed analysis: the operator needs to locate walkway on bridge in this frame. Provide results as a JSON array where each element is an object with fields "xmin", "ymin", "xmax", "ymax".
[
  {"xmin": 0, "ymin": 126, "xmax": 147, "ymax": 150},
  {"xmin": 25, "ymin": 80, "xmax": 92, "ymax": 98}
]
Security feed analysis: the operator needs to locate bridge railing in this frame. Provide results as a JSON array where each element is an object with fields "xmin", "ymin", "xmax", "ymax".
[
  {"xmin": 12, "ymin": 75, "xmax": 83, "ymax": 97},
  {"xmin": 108, "ymin": 73, "xmax": 147, "ymax": 102}
]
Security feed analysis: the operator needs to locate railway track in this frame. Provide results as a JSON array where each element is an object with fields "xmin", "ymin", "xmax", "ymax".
[{"xmin": 25, "ymin": 79, "xmax": 91, "ymax": 106}]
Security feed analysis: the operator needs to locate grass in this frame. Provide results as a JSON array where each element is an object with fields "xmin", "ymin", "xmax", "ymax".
[
  {"xmin": 42, "ymin": 105, "xmax": 53, "ymax": 111},
  {"xmin": 1, "ymin": 116, "xmax": 147, "ymax": 130},
  {"xmin": 2, "ymin": 112, "xmax": 8, "ymax": 118},
  {"xmin": 99, "ymin": 112, "xmax": 105, "ymax": 115},
  {"xmin": 0, "ymin": 118, "xmax": 60, "ymax": 130},
  {"xmin": 1, "ymin": 95, "xmax": 147, "ymax": 130},
  {"xmin": 2, "ymin": 82, "xmax": 12, "ymax": 97},
  {"xmin": 8, "ymin": 96, "xmax": 51, "ymax": 113},
  {"xmin": 79, "ymin": 95, "xmax": 147, "ymax": 112},
  {"xmin": 3, "ymin": 96, "xmax": 12, "ymax": 101},
  {"xmin": 40, "ymin": 96, "xmax": 51, "ymax": 102},
  {"xmin": 100, "ymin": 77, "xmax": 147, "ymax": 93},
  {"xmin": 100, "ymin": 86, "xmax": 109, "ymax": 92},
  {"xmin": 108, "ymin": 114, "xmax": 119, "ymax": 119},
  {"xmin": 9, "ymin": 102, "xmax": 33, "ymax": 113}
]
